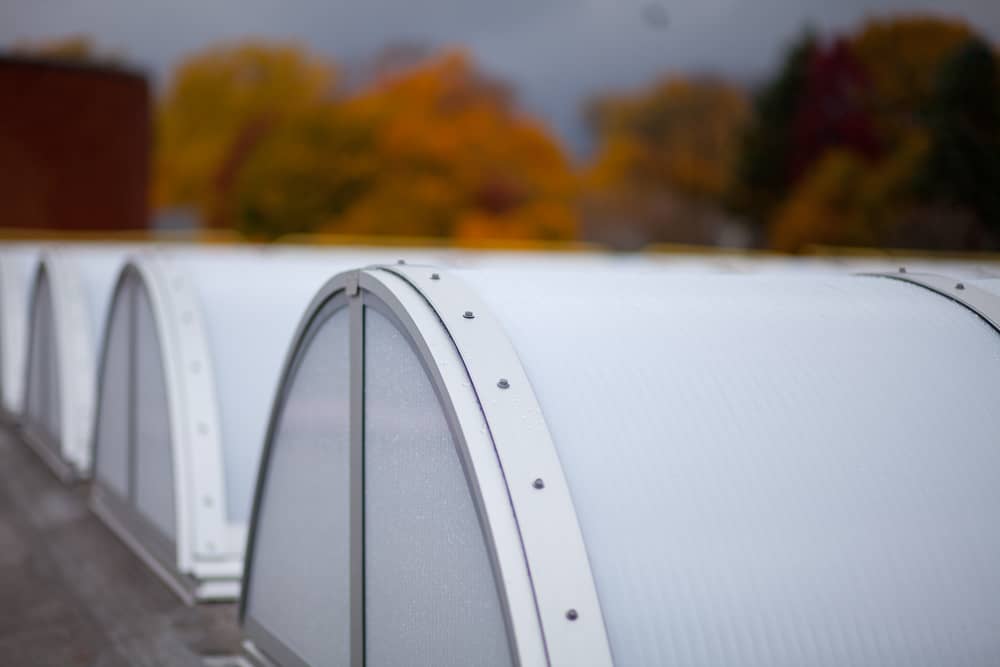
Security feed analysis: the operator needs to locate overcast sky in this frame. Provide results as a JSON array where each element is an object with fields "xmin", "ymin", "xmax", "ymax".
[{"xmin": 2, "ymin": 0, "xmax": 998, "ymax": 153}]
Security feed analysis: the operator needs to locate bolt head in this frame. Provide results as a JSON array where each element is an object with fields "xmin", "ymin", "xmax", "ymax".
[
  {"xmin": 430, "ymin": 273, "xmax": 440, "ymax": 280},
  {"xmin": 497, "ymin": 378, "xmax": 510, "ymax": 389},
  {"xmin": 956, "ymin": 282, "xmax": 965, "ymax": 290},
  {"xmin": 566, "ymin": 609, "xmax": 579, "ymax": 621},
  {"xmin": 532, "ymin": 478, "xmax": 545, "ymax": 489},
  {"xmin": 463, "ymin": 310, "xmax": 475, "ymax": 319}
]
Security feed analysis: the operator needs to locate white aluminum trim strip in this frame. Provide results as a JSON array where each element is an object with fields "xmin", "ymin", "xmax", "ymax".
[
  {"xmin": 132, "ymin": 252, "xmax": 233, "ymax": 572},
  {"xmin": 373, "ymin": 265, "xmax": 613, "ymax": 667},
  {"xmin": 861, "ymin": 271, "xmax": 1000, "ymax": 333}
]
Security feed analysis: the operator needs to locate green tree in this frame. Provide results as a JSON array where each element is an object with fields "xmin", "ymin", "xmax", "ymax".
[
  {"xmin": 911, "ymin": 38, "xmax": 1000, "ymax": 239},
  {"xmin": 728, "ymin": 31, "xmax": 815, "ymax": 227}
]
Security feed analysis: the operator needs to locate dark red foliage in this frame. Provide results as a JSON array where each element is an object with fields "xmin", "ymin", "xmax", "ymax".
[{"xmin": 789, "ymin": 38, "xmax": 881, "ymax": 183}]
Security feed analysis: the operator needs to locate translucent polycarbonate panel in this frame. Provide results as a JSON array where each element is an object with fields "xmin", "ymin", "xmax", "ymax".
[
  {"xmin": 23, "ymin": 274, "xmax": 46, "ymax": 429},
  {"xmin": 460, "ymin": 269, "xmax": 1000, "ymax": 667},
  {"xmin": 25, "ymin": 269, "xmax": 60, "ymax": 448},
  {"xmin": 172, "ymin": 253, "xmax": 353, "ymax": 522},
  {"xmin": 94, "ymin": 280, "xmax": 132, "ymax": 498},
  {"xmin": 133, "ymin": 283, "xmax": 175, "ymax": 539},
  {"xmin": 363, "ymin": 307, "xmax": 511, "ymax": 667},
  {"xmin": 0, "ymin": 248, "xmax": 39, "ymax": 414},
  {"xmin": 971, "ymin": 278, "xmax": 1000, "ymax": 298},
  {"xmin": 246, "ymin": 307, "xmax": 350, "ymax": 666}
]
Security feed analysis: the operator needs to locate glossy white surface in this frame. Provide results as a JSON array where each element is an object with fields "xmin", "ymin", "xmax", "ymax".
[
  {"xmin": 247, "ymin": 307, "xmax": 351, "ymax": 665},
  {"xmin": 364, "ymin": 307, "xmax": 511, "ymax": 667},
  {"xmin": 459, "ymin": 269, "xmax": 1000, "ymax": 667}
]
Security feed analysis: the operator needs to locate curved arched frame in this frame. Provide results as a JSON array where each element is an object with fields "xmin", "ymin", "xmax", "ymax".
[
  {"xmin": 862, "ymin": 271, "xmax": 1000, "ymax": 334},
  {"xmin": 20, "ymin": 256, "xmax": 92, "ymax": 480},
  {"xmin": 90, "ymin": 254, "xmax": 237, "ymax": 604},
  {"xmin": 242, "ymin": 266, "xmax": 612, "ymax": 667}
]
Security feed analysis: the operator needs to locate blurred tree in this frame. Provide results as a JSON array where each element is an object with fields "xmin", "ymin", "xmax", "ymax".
[
  {"xmin": 729, "ymin": 31, "xmax": 815, "ymax": 228},
  {"xmin": 332, "ymin": 50, "xmax": 576, "ymax": 241},
  {"xmin": 770, "ymin": 131, "xmax": 927, "ymax": 251},
  {"xmin": 853, "ymin": 16, "xmax": 972, "ymax": 146},
  {"xmin": 155, "ymin": 42, "xmax": 336, "ymax": 233},
  {"xmin": 222, "ymin": 106, "xmax": 376, "ymax": 238},
  {"xmin": 907, "ymin": 38, "xmax": 1000, "ymax": 246},
  {"xmin": 584, "ymin": 76, "xmax": 749, "ymax": 247},
  {"xmin": 790, "ymin": 38, "xmax": 880, "ymax": 180}
]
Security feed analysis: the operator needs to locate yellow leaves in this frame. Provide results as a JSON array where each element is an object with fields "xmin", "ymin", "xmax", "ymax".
[
  {"xmin": 332, "ymin": 49, "xmax": 575, "ymax": 241},
  {"xmin": 587, "ymin": 76, "xmax": 749, "ymax": 201},
  {"xmin": 154, "ymin": 43, "xmax": 575, "ymax": 241},
  {"xmin": 769, "ymin": 130, "xmax": 931, "ymax": 252},
  {"xmin": 852, "ymin": 16, "xmax": 973, "ymax": 143},
  {"xmin": 155, "ymin": 41, "xmax": 337, "ymax": 216}
]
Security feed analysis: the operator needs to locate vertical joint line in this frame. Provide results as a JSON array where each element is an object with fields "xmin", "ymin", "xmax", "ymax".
[
  {"xmin": 349, "ymin": 293, "xmax": 366, "ymax": 667},
  {"xmin": 127, "ymin": 276, "xmax": 138, "ymax": 505}
]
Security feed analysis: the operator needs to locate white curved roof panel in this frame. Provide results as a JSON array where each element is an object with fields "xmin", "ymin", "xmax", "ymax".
[
  {"xmin": 242, "ymin": 263, "xmax": 1000, "ymax": 667},
  {"xmin": 90, "ymin": 246, "xmax": 452, "ymax": 602}
]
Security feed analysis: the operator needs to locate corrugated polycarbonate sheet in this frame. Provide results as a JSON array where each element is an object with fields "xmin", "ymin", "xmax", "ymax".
[
  {"xmin": 170, "ymin": 251, "xmax": 380, "ymax": 523},
  {"xmin": 246, "ymin": 307, "xmax": 351, "ymax": 666},
  {"xmin": 363, "ymin": 307, "xmax": 511, "ymax": 667},
  {"xmin": 970, "ymin": 278, "xmax": 1000, "ymax": 298},
  {"xmin": 25, "ymin": 269, "xmax": 60, "ymax": 446},
  {"xmin": 164, "ymin": 247, "xmax": 452, "ymax": 525},
  {"xmin": 94, "ymin": 279, "xmax": 131, "ymax": 498},
  {"xmin": 458, "ymin": 269, "xmax": 1000, "ymax": 667},
  {"xmin": 134, "ymin": 282, "xmax": 176, "ymax": 539}
]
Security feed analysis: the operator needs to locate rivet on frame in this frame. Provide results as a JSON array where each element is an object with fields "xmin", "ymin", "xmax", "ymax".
[
  {"xmin": 463, "ymin": 310, "xmax": 475, "ymax": 319},
  {"xmin": 956, "ymin": 282, "xmax": 965, "ymax": 290},
  {"xmin": 430, "ymin": 273, "xmax": 440, "ymax": 281},
  {"xmin": 497, "ymin": 378, "xmax": 510, "ymax": 389},
  {"xmin": 532, "ymin": 478, "xmax": 545, "ymax": 490},
  {"xmin": 397, "ymin": 259, "xmax": 406, "ymax": 265},
  {"xmin": 566, "ymin": 609, "xmax": 579, "ymax": 621},
  {"xmin": 898, "ymin": 267, "xmax": 907, "ymax": 274}
]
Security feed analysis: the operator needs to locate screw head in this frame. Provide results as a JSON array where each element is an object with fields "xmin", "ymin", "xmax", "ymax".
[
  {"xmin": 566, "ymin": 609, "xmax": 579, "ymax": 621},
  {"xmin": 430, "ymin": 273, "xmax": 440, "ymax": 281},
  {"xmin": 463, "ymin": 310, "xmax": 475, "ymax": 319},
  {"xmin": 532, "ymin": 478, "xmax": 545, "ymax": 489},
  {"xmin": 956, "ymin": 282, "xmax": 965, "ymax": 290},
  {"xmin": 497, "ymin": 378, "xmax": 510, "ymax": 389}
]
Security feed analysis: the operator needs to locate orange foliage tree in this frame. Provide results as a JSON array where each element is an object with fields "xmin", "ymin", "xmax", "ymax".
[
  {"xmin": 155, "ymin": 42, "xmax": 344, "ymax": 232},
  {"xmin": 584, "ymin": 77, "xmax": 749, "ymax": 247},
  {"xmin": 154, "ymin": 43, "xmax": 574, "ymax": 241},
  {"xmin": 332, "ymin": 51, "xmax": 576, "ymax": 241}
]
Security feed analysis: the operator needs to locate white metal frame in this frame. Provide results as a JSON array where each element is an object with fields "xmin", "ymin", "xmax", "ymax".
[
  {"xmin": 91, "ymin": 253, "xmax": 241, "ymax": 603},
  {"xmin": 20, "ymin": 251, "xmax": 97, "ymax": 479},
  {"xmin": 862, "ymin": 270, "xmax": 1000, "ymax": 333},
  {"xmin": 242, "ymin": 265, "xmax": 612, "ymax": 666}
]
